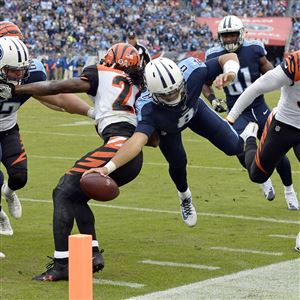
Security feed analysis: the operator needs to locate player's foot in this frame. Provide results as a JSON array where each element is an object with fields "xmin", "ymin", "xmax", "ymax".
[
  {"xmin": 285, "ymin": 191, "xmax": 299, "ymax": 210},
  {"xmin": 180, "ymin": 197, "xmax": 197, "ymax": 227},
  {"xmin": 93, "ymin": 249, "xmax": 105, "ymax": 273},
  {"xmin": 0, "ymin": 209, "xmax": 13, "ymax": 236},
  {"xmin": 240, "ymin": 122, "xmax": 258, "ymax": 142},
  {"xmin": 295, "ymin": 232, "xmax": 300, "ymax": 252},
  {"xmin": 260, "ymin": 178, "xmax": 275, "ymax": 201},
  {"xmin": 2, "ymin": 183, "xmax": 22, "ymax": 219},
  {"xmin": 32, "ymin": 257, "xmax": 68, "ymax": 281},
  {"xmin": 0, "ymin": 251, "xmax": 5, "ymax": 258}
]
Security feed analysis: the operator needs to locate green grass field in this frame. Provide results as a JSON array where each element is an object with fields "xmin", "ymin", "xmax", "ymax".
[{"xmin": 0, "ymin": 91, "xmax": 299, "ymax": 300}]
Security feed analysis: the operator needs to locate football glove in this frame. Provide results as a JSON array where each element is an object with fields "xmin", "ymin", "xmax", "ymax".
[
  {"xmin": 212, "ymin": 98, "xmax": 227, "ymax": 113},
  {"xmin": 0, "ymin": 82, "xmax": 15, "ymax": 100}
]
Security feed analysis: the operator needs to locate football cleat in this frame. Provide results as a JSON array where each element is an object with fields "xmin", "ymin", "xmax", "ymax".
[
  {"xmin": 285, "ymin": 191, "xmax": 299, "ymax": 210},
  {"xmin": 240, "ymin": 122, "xmax": 258, "ymax": 142},
  {"xmin": 2, "ymin": 183, "xmax": 22, "ymax": 219},
  {"xmin": 260, "ymin": 178, "xmax": 275, "ymax": 201},
  {"xmin": 93, "ymin": 249, "xmax": 105, "ymax": 273},
  {"xmin": 295, "ymin": 232, "xmax": 300, "ymax": 252},
  {"xmin": 0, "ymin": 209, "xmax": 13, "ymax": 236},
  {"xmin": 32, "ymin": 257, "xmax": 68, "ymax": 281},
  {"xmin": 180, "ymin": 197, "xmax": 197, "ymax": 227}
]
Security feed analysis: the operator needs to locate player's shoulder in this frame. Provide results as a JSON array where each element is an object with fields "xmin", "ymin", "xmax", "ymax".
[
  {"xmin": 205, "ymin": 46, "xmax": 224, "ymax": 59},
  {"xmin": 281, "ymin": 50, "xmax": 300, "ymax": 82},
  {"xmin": 26, "ymin": 58, "xmax": 47, "ymax": 83},
  {"xmin": 243, "ymin": 39, "xmax": 265, "ymax": 50},
  {"xmin": 29, "ymin": 58, "xmax": 46, "ymax": 73}
]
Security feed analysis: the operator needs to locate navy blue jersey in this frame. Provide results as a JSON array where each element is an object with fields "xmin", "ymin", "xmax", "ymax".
[
  {"xmin": 135, "ymin": 57, "xmax": 223, "ymax": 136},
  {"xmin": 206, "ymin": 40, "xmax": 266, "ymax": 110},
  {"xmin": 0, "ymin": 59, "xmax": 46, "ymax": 119}
]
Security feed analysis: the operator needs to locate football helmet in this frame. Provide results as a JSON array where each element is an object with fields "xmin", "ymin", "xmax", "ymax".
[
  {"xmin": 0, "ymin": 21, "xmax": 23, "ymax": 40},
  {"xmin": 0, "ymin": 36, "xmax": 30, "ymax": 85},
  {"xmin": 218, "ymin": 15, "xmax": 245, "ymax": 52},
  {"xmin": 103, "ymin": 43, "xmax": 140, "ymax": 69},
  {"xmin": 144, "ymin": 57, "xmax": 185, "ymax": 106}
]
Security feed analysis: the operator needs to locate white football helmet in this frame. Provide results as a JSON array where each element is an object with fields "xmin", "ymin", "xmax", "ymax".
[
  {"xmin": 144, "ymin": 57, "xmax": 185, "ymax": 106},
  {"xmin": 0, "ymin": 36, "xmax": 30, "ymax": 85},
  {"xmin": 218, "ymin": 15, "xmax": 245, "ymax": 52}
]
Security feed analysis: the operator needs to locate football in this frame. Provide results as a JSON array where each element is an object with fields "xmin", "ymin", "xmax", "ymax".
[{"xmin": 80, "ymin": 173, "xmax": 119, "ymax": 201}]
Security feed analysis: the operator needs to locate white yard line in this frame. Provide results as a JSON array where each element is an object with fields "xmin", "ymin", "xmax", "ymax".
[
  {"xmin": 269, "ymin": 234, "xmax": 297, "ymax": 239},
  {"xmin": 139, "ymin": 260, "xmax": 220, "ymax": 270},
  {"xmin": 93, "ymin": 278, "xmax": 145, "ymax": 289},
  {"xmin": 210, "ymin": 246, "xmax": 283, "ymax": 256},
  {"xmin": 125, "ymin": 258, "xmax": 300, "ymax": 300},
  {"xmin": 20, "ymin": 198, "xmax": 300, "ymax": 225},
  {"xmin": 25, "ymin": 154, "xmax": 300, "ymax": 174}
]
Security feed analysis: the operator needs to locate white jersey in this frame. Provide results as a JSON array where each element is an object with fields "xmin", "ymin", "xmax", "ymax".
[
  {"xmin": 228, "ymin": 50, "xmax": 300, "ymax": 129},
  {"xmin": 81, "ymin": 64, "xmax": 139, "ymax": 135}
]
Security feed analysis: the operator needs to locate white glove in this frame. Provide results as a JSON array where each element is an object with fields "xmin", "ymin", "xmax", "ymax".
[{"xmin": 0, "ymin": 84, "xmax": 14, "ymax": 100}]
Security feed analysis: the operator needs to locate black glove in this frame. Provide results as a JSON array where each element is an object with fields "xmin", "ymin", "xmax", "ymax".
[
  {"xmin": 0, "ymin": 81, "xmax": 15, "ymax": 100},
  {"xmin": 212, "ymin": 98, "xmax": 227, "ymax": 113}
]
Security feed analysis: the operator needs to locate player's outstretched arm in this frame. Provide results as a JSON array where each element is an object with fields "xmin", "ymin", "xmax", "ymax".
[
  {"xmin": 34, "ymin": 94, "xmax": 94, "ymax": 118},
  {"xmin": 16, "ymin": 78, "xmax": 91, "ymax": 96},
  {"xmin": 83, "ymin": 132, "xmax": 149, "ymax": 177}
]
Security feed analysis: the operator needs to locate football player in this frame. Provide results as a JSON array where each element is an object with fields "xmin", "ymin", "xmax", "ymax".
[
  {"xmin": 227, "ymin": 50, "xmax": 300, "ymax": 210},
  {"xmin": 82, "ymin": 55, "xmax": 244, "ymax": 228},
  {"xmin": 0, "ymin": 22, "xmax": 94, "ymax": 238},
  {"xmin": 202, "ymin": 15, "xmax": 298, "ymax": 209},
  {"xmin": 0, "ymin": 43, "xmax": 145, "ymax": 280}
]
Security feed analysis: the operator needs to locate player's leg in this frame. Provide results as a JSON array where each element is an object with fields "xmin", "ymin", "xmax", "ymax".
[
  {"xmin": 189, "ymin": 100, "xmax": 244, "ymax": 155},
  {"xmin": 159, "ymin": 133, "xmax": 197, "ymax": 227},
  {"xmin": 235, "ymin": 109, "xmax": 276, "ymax": 200},
  {"xmin": 0, "ymin": 125, "xmax": 26, "ymax": 219}
]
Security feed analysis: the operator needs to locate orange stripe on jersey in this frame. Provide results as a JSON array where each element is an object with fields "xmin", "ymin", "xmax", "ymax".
[
  {"xmin": 91, "ymin": 152, "xmax": 115, "ymax": 158},
  {"xmin": 67, "ymin": 167, "xmax": 88, "ymax": 174},
  {"xmin": 11, "ymin": 152, "xmax": 27, "ymax": 166},
  {"xmin": 78, "ymin": 159, "xmax": 106, "ymax": 168},
  {"xmin": 284, "ymin": 50, "xmax": 300, "ymax": 82}
]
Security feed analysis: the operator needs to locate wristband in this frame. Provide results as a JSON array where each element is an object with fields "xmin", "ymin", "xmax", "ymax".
[
  {"xmin": 223, "ymin": 60, "xmax": 239, "ymax": 77},
  {"xmin": 87, "ymin": 107, "xmax": 95, "ymax": 119},
  {"xmin": 105, "ymin": 160, "xmax": 117, "ymax": 174}
]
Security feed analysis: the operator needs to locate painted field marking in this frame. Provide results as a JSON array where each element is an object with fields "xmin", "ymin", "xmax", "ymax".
[
  {"xmin": 140, "ymin": 260, "xmax": 220, "ymax": 270},
  {"xmin": 269, "ymin": 234, "xmax": 297, "ymax": 239},
  {"xmin": 26, "ymin": 154, "xmax": 300, "ymax": 174},
  {"xmin": 21, "ymin": 198, "xmax": 300, "ymax": 225},
  {"xmin": 210, "ymin": 246, "xmax": 283, "ymax": 256},
  {"xmin": 125, "ymin": 258, "xmax": 300, "ymax": 300},
  {"xmin": 93, "ymin": 278, "xmax": 145, "ymax": 289}
]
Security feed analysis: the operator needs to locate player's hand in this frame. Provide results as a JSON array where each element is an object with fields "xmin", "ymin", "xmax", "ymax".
[
  {"xmin": 226, "ymin": 115, "xmax": 235, "ymax": 125},
  {"xmin": 83, "ymin": 167, "xmax": 108, "ymax": 177},
  {"xmin": 213, "ymin": 72, "xmax": 236, "ymax": 89},
  {"xmin": 87, "ymin": 107, "xmax": 96, "ymax": 119},
  {"xmin": 0, "ymin": 82, "xmax": 15, "ymax": 100},
  {"xmin": 212, "ymin": 98, "xmax": 227, "ymax": 113}
]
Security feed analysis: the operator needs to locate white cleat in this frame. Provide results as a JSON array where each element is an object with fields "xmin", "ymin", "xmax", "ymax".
[
  {"xmin": 0, "ymin": 251, "xmax": 5, "ymax": 258},
  {"xmin": 295, "ymin": 232, "xmax": 300, "ymax": 252},
  {"xmin": 240, "ymin": 122, "xmax": 259, "ymax": 142},
  {"xmin": 285, "ymin": 191, "xmax": 299, "ymax": 210},
  {"xmin": 2, "ymin": 183, "xmax": 22, "ymax": 219},
  {"xmin": 0, "ymin": 209, "xmax": 13, "ymax": 236},
  {"xmin": 180, "ymin": 197, "xmax": 197, "ymax": 227},
  {"xmin": 260, "ymin": 178, "xmax": 275, "ymax": 201}
]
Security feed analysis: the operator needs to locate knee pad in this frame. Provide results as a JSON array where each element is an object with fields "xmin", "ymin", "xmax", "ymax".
[{"xmin": 8, "ymin": 171, "xmax": 27, "ymax": 190}]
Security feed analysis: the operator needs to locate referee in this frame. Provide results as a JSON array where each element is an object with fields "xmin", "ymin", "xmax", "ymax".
[{"xmin": 127, "ymin": 31, "xmax": 151, "ymax": 69}]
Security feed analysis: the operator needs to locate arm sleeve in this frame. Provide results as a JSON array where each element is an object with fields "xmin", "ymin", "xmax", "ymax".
[
  {"xmin": 80, "ymin": 65, "xmax": 98, "ymax": 96},
  {"xmin": 227, "ymin": 65, "xmax": 291, "ymax": 122}
]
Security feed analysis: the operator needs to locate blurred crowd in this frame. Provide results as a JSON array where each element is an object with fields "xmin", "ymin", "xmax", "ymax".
[{"xmin": 0, "ymin": 0, "xmax": 298, "ymax": 79}]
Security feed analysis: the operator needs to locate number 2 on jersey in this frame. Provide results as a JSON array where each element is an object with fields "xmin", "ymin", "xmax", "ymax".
[{"xmin": 112, "ymin": 76, "xmax": 134, "ymax": 113}]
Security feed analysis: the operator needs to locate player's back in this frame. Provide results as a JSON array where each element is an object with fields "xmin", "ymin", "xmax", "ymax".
[
  {"xmin": 82, "ymin": 64, "xmax": 139, "ymax": 134},
  {"xmin": 206, "ymin": 40, "xmax": 267, "ymax": 109}
]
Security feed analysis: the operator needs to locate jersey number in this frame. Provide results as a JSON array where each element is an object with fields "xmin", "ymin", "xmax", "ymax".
[
  {"xmin": 227, "ymin": 67, "xmax": 251, "ymax": 95},
  {"xmin": 177, "ymin": 108, "xmax": 194, "ymax": 128},
  {"xmin": 0, "ymin": 102, "xmax": 21, "ymax": 117},
  {"xmin": 112, "ymin": 76, "xmax": 134, "ymax": 113}
]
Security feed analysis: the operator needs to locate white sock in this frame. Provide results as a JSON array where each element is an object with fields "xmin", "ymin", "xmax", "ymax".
[
  {"xmin": 54, "ymin": 250, "xmax": 69, "ymax": 259},
  {"xmin": 178, "ymin": 188, "xmax": 191, "ymax": 201},
  {"xmin": 3, "ymin": 184, "xmax": 13, "ymax": 195},
  {"xmin": 284, "ymin": 185, "xmax": 294, "ymax": 193}
]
